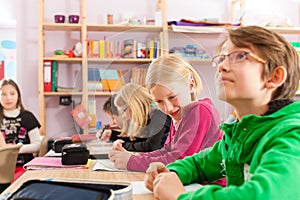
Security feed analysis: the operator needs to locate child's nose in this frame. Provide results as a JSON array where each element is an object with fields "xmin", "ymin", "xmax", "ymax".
[
  {"xmin": 218, "ymin": 62, "xmax": 230, "ymax": 73},
  {"xmin": 163, "ymin": 101, "xmax": 174, "ymax": 113}
]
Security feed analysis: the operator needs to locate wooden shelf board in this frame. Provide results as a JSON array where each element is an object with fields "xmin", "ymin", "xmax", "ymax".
[
  {"xmin": 187, "ymin": 59, "xmax": 211, "ymax": 64},
  {"xmin": 87, "ymin": 24, "xmax": 163, "ymax": 32},
  {"xmin": 88, "ymin": 91, "xmax": 113, "ymax": 96},
  {"xmin": 44, "ymin": 57, "xmax": 82, "ymax": 62},
  {"xmin": 265, "ymin": 27, "xmax": 300, "ymax": 34},
  {"xmin": 43, "ymin": 23, "xmax": 82, "ymax": 31},
  {"xmin": 43, "ymin": 23, "xmax": 163, "ymax": 32},
  {"xmin": 87, "ymin": 58, "xmax": 152, "ymax": 63},
  {"xmin": 44, "ymin": 92, "xmax": 82, "ymax": 96}
]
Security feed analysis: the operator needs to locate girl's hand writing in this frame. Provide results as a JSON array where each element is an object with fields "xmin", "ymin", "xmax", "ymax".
[
  {"xmin": 108, "ymin": 150, "xmax": 132, "ymax": 170},
  {"xmin": 100, "ymin": 129, "xmax": 112, "ymax": 142},
  {"xmin": 113, "ymin": 139, "xmax": 126, "ymax": 151}
]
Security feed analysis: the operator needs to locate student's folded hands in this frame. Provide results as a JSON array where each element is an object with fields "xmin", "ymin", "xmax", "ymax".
[
  {"xmin": 145, "ymin": 162, "xmax": 185, "ymax": 200},
  {"xmin": 153, "ymin": 171, "xmax": 186, "ymax": 200},
  {"xmin": 144, "ymin": 162, "xmax": 169, "ymax": 191}
]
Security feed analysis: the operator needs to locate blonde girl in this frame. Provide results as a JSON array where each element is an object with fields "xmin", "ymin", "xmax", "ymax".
[
  {"xmin": 109, "ymin": 54, "xmax": 223, "ymax": 172},
  {"xmin": 104, "ymin": 83, "xmax": 171, "ymax": 152}
]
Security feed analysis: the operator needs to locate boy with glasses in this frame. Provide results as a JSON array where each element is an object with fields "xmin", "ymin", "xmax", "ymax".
[{"xmin": 144, "ymin": 25, "xmax": 300, "ymax": 200}]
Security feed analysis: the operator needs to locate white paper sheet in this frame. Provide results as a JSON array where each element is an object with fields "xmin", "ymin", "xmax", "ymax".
[
  {"xmin": 92, "ymin": 159, "xmax": 127, "ymax": 172},
  {"xmin": 130, "ymin": 181, "xmax": 203, "ymax": 195}
]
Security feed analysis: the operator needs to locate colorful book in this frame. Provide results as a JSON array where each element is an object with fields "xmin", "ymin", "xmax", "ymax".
[
  {"xmin": 51, "ymin": 61, "xmax": 58, "ymax": 92},
  {"xmin": 88, "ymin": 68, "xmax": 102, "ymax": 91},
  {"xmin": 137, "ymin": 42, "xmax": 146, "ymax": 58},
  {"xmin": 70, "ymin": 104, "xmax": 92, "ymax": 128},
  {"xmin": 122, "ymin": 39, "xmax": 136, "ymax": 58},
  {"xmin": 99, "ymin": 39, "xmax": 105, "ymax": 58},
  {"xmin": 88, "ymin": 100, "xmax": 97, "ymax": 130},
  {"xmin": 148, "ymin": 40, "xmax": 154, "ymax": 59},
  {"xmin": 88, "ymin": 68, "xmax": 101, "ymax": 81},
  {"xmin": 0, "ymin": 60, "xmax": 4, "ymax": 80},
  {"xmin": 88, "ymin": 40, "xmax": 99, "ymax": 58},
  {"xmin": 115, "ymin": 40, "xmax": 122, "ymax": 58},
  {"xmin": 117, "ymin": 69, "xmax": 125, "ymax": 86},
  {"xmin": 43, "ymin": 60, "xmax": 52, "ymax": 92},
  {"xmin": 87, "ymin": 82, "xmax": 103, "ymax": 91},
  {"xmin": 99, "ymin": 69, "xmax": 123, "ymax": 91}
]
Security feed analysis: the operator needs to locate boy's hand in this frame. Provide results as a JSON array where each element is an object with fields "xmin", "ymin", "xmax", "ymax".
[
  {"xmin": 153, "ymin": 172, "xmax": 186, "ymax": 200},
  {"xmin": 113, "ymin": 139, "xmax": 126, "ymax": 151},
  {"xmin": 100, "ymin": 129, "xmax": 112, "ymax": 142},
  {"xmin": 144, "ymin": 162, "xmax": 169, "ymax": 192}
]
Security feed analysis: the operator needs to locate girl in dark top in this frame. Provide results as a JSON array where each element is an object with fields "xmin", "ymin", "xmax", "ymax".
[
  {"xmin": 0, "ymin": 79, "xmax": 41, "ymax": 165},
  {"xmin": 0, "ymin": 79, "xmax": 41, "ymax": 191},
  {"xmin": 100, "ymin": 83, "xmax": 171, "ymax": 152}
]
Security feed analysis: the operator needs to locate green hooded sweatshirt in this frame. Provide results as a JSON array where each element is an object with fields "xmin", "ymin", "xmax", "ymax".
[{"xmin": 167, "ymin": 101, "xmax": 300, "ymax": 200}]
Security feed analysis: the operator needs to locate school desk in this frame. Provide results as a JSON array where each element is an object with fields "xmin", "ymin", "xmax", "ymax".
[{"xmin": 0, "ymin": 160, "xmax": 154, "ymax": 200}]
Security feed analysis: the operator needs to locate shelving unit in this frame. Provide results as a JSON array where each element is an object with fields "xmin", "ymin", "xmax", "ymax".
[
  {"xmin": 37, "ymin": 0, "xmax": 168, "ymax": 136},
  {"xmin": 38, "ymin": 0, "xmax": 300, "ymax": 136}
]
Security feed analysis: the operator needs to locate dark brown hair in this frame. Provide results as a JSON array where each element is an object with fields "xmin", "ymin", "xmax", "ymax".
[
  {"xmin": 103, "ymin": 94, "xmax": 118, "ymax": 116},
  {"xmin": 0, "ymin": 79, "xmax": 25, "ymax": 122}
]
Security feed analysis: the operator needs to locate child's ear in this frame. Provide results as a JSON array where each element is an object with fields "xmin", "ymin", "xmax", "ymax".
[
  {"xmin": 265, "ymin": 66, "xmax": 287, "ymax": 89},
  {"xmin": 189, "ymin": 78, "xmax": 195, "ymax": 92}
]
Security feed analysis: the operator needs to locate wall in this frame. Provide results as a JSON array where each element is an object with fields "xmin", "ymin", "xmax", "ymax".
[{"xmin": 1, "ymin": 0, "xmax": 300, "ymax": 138}]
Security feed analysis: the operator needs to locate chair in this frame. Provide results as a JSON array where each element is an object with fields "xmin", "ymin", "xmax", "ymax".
[{"xmin": 0, "ymin": 143, "xmax": 22, "ymax": 193}]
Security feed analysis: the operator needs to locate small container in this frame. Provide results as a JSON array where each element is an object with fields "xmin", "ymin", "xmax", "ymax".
[
  {"xmin": 54, "ymin": 14, "xmax": 65, "ymax": 23},
  {"xmin": 61, "ymin": 143, "xmax": 89, "ymax": 165},
  {"xmin": 107, "ymin": 14, "xmax": 113, "ymax": 24},
  {"xmin": 69, "ymin": 15, "xmax": 80, "ymax": 24},
  {"xmin": 52, "ymin": 138, "xmax": 72, "ymax": 153}
]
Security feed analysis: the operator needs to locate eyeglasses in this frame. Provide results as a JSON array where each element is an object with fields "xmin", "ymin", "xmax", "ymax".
[{"xmin": 211, "ymin": 51, "xmax": 266, "ymax": 68}]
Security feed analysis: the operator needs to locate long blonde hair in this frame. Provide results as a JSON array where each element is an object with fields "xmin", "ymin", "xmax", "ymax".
[
  {"xmin": 145, "ymin": 54, "xmax": 202, "ymax": 101},
  {"xmin": 114, "ymin": 83, "xmax": 153, "ymax": 139}
]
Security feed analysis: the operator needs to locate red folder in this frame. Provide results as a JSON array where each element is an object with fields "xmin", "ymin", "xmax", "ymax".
[
  {"xmin": 0, "ymin": 60, "xmax": 4, "ymax": 80},
  {"xmin": 44, "ymin": 60, "xmax": 52, "ymax": 92}
]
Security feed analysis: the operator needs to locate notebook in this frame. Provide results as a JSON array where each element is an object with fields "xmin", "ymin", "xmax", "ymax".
[{"xmin": 24, "ymin": 157, "xmax": 91, "ymax": 170}]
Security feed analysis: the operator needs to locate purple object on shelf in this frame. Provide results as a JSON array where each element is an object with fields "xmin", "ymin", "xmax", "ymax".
[
  {"xmin": 69, "ymin": 15, "xmax": 80, "ymax": 24},
  {"xmin": 168, "ymin": 21, "xmax": 211, "ymax": 26},
  {"xmin": 54, "ymin": 15, "xmax": 65, "ymax": 23}
]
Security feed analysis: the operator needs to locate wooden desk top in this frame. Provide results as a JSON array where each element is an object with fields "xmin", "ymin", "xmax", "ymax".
[{"xmin": 0, "ymin": 161, "xmax": 154, "ymax": 200}]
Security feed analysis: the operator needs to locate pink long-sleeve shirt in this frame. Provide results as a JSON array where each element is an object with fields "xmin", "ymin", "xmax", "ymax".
[{"xmin": 127, "ymin": 98, "xmax": 223, "ymax": 172}]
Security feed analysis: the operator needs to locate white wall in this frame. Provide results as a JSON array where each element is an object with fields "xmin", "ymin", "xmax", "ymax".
[{"xmin": 2, "ymin": 0, "xmax": 300, "ymax": 138}]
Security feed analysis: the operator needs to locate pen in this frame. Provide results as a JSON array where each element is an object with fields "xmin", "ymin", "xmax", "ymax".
[{"xmin": 99, "ymin": 124, "xmax": 110, "ymax": 140}]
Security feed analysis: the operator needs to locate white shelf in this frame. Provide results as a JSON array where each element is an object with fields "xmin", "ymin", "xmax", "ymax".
[
  {"xmin": 170, "ymin": 25, "xmax": 227, "ymax": 34},
  {"xmin": 170, "ymin": 25, "xmax": 300, "ymax": 35}
]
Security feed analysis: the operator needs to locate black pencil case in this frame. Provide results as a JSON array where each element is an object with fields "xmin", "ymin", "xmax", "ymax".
[
  {"xmin": 53, "ymin": 138, "xmax": 73, "ymax": 153},
  {"xmin": 61, "ymin": 143, "xmax": 89, "ymax": 165}
]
